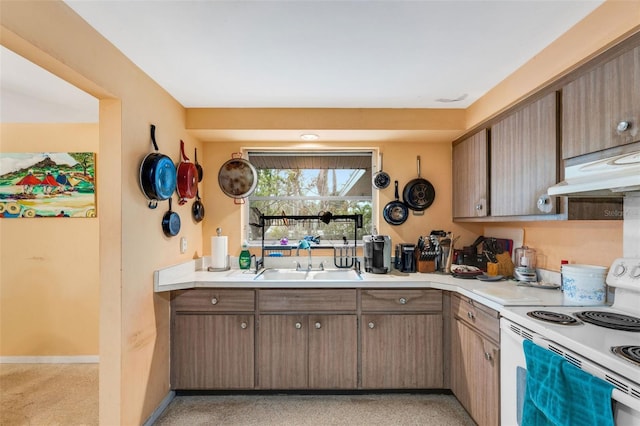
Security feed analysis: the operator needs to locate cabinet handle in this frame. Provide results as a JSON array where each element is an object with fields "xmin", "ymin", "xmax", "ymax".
[
  {"xmin": 484, "ymin": 351, "xmax": 492, "ymax": 361},
  {"xmin": 475, "ymin": 204, "xmax": 483, "ymax": 211},
  {"xmin": 368, "ymin": 322, "xmax": 375, "ymax": 329},
  {"xmin": 315, "ymin": 322, "xmax": 322, "ymax": 329},
  {"xmin": 240, "ymin": 321, "xmax": 248, "ymax": 329},
  {"xmin": 210, "ymin": 297, "xmax": 218, "ymax": 305},
  {"xmin": 617, "ymin": 120, "xmax": 631, "ymax": 133},
  {"xmin": 295, "ymin": 322, "xmax": 302, "ymax": 329},
  {"xmin": 398, "ymin": 297, "xmax": 407, "ymax": 305},
  {"xmin": 467, "ymin": 311, "xmax": 475, "ymax": 320}
]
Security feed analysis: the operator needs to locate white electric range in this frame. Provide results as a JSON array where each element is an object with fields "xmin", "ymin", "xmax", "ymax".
[{"xmin": 500, "ymin": 257, "xmax": 640, "ymax": 425}]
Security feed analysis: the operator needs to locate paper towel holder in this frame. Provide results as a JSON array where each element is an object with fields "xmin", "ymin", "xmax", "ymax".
[{"xmin": 208, "ymin": 227, "xmax": 231, "ymax": 272}]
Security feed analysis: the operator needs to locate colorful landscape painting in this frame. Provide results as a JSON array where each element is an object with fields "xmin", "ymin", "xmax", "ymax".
[{"xmin": 0, "ymin": 152, "xmax": 96, "ymax": 218}]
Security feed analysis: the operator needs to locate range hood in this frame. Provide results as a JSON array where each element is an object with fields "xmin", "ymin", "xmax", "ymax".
[{"xmin": 548, "ymin": 149, "xmax": 640, "ymax": 197}]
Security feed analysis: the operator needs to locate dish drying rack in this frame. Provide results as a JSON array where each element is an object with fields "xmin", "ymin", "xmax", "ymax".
[{"xmin": 256, "ymin": 214, "xmax": 363, "ymax": 268}]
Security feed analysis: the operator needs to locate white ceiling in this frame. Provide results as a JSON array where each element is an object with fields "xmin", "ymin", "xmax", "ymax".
[{"xmin": 1, "ymin": 0, "xmax": 604, "ymax": 123}]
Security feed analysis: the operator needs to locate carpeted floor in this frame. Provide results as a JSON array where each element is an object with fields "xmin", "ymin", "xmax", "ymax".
[
  {"xmin": 0, "ymin": 363, "xmax": 98, "ymax": 426},
  {"xmin": 154, "ymin": 393, "xmax": 476, "ymax": 426},
  {"xmin": 1, "ymin": 364, "xmax": 476, "ymax": 426}
]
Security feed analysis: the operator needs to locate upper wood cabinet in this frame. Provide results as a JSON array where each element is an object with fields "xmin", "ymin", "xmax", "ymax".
[
  {"xmin": 491, "ymin": 92, "xmax": 559, "ymax": 216},
  {"xmin": 452, "ymin": 130, "xmax": 489, "ymax": 218},
  {"xmin": 562, "ymin": 44, "xmax": 640, "ymax": 159}
]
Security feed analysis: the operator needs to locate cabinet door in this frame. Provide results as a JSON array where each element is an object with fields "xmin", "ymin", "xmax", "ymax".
[
  {"xmin": 361, "ymin": 314, "xmax": 443, "ymax": 389},
  {"xmin": 257, "ymin": 315, "xmax": 307, "ymax": 389},
  {"xmin": 308, "ymin": 315, "xmax": 357, "ymax": 389},
  {"xmin": 451, "ymin": 320, "xmax": 499, "ymax": 426},
  {"xmin": 563, "ymin": 45, "xmax": 640, "ymax": 159},
  {"xmin": 491, "ymin": 92, "xmax": 558, "ymax": 216},
  {"xmin": 172, "ymin": 314, "xmax": 254, "ymax": 389},
  {"xmin": 452, "ymin": 130, "xmax": 489, "ymax": 218}
]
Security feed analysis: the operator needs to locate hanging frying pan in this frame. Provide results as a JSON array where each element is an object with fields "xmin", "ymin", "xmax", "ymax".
[
  {"xmin": 383, "ymin": 181, "xmax": 409, "ymax": 226},
  {"xmin": 139, "ymin": 124, "xmax": 177, "ymax": 209},
  {"xmin": 192, "ymin": 189, "xmax": 205, "ymax": 223},
  {"xmin": 218, "ymin": 153, "xmax": 258, "ymax": 203},
  {"xmin": 162, "ymin": 198, "xmax": 181, "ymax": 237},
  {"xmin": 403, "ymin": 156, "xmax": 435, "ymax": 211},
  {"xmin": 372, "ymin": 153, "xmax": 390, "ymax": 189},
  {"xmin": 194, "ymin": 148, "xmax": 203, "ymax": 182},
  {"xmin": 176, "ymin": 140, "xmax": 198, "ymax": 205}
]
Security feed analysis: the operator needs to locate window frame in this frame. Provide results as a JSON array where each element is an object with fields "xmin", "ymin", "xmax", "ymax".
[{"xmin": 241, "ymin": 147, "xmax": 380, "ymax": 246}]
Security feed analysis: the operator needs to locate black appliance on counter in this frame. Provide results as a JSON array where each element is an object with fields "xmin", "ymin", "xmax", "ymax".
[
  {"xmin": 363, "ymin": 235, "xmax": 392, "ymax": 274},
  {"xmin": 395, "ymin": 243, "xmax": 416, "ymax": 273}
]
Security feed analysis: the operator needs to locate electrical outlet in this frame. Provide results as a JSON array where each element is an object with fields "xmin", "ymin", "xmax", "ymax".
[{"xmin": 180, "ymin": 237, "xmax": 187, "ymax": 254}]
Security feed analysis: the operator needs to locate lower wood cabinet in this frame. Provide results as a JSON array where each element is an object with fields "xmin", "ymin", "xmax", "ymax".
[
  {"xmin": 361, "ymin": 313, "xmax": 443, "ymax": 388},
  {"xmin": 257, "ymin": 314, "xmax": 357, "ymax": 389},
  {"xmin": 450, "ymin": 294, "xmax": 500, "ymax": 426},
  {"xmin": 171, "ymin": 289, "xmax": 256, "ymax": 390},
  {"xmin": 361, "ymin": 289, "xmax": 444, "ymax": 389},
  {"xmin": 172, "ymin": 313, "xmax": 255, "ymax": 389},
  {"xmin": 170, "ymin": 288, "xmax": 451, "ymax": 392}
]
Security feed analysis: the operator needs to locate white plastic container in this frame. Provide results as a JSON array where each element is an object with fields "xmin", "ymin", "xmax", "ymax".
[{"xmin": 562, "ymin": 264, "xmax": 608, "ymax": 305}]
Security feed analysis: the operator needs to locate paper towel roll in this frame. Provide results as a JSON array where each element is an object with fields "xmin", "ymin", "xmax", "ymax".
[{"xmin": 211, "ymin": 236, "xmax": 228, "ymax": 269}]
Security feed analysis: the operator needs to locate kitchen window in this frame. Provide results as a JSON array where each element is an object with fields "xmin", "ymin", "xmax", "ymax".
[{"xmin": 245, "ymin": 150, "xmax": 374, "ymax": 246}]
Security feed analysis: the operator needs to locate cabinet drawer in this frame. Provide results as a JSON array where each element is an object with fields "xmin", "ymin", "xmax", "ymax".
[
  {"xmin": 258, "ymin": 289, "xmax": 356, "ymax": 312},
  {"xmin": 452, "ymin": 294, "xmax": 499, "ymax": 342},
  {"xmin": 173, "ymin": 289, "xmax": 255, "ymax": 312},
  {"xmin": 361, "ymin": 289, "xmax": 442, "ymax": 312}
]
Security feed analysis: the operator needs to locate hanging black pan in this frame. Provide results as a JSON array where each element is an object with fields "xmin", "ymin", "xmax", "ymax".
[
  {"xmin": 383, "ymin": 181, "xmax": 409, "ymax": 226},
  {"xmin": 162, "ymin": 198, "xmax": 181, "ymax": 237},
  {"xmin": 403, "ymin": 156, "xmax": 435, "ymax": 211},
  {"xmin": 192, "ymin": 189, "xmax": 205, "ymax": 223},
  {"xmin": 372, "ymin": 153, "xmax": 390, "ymax": 189}
]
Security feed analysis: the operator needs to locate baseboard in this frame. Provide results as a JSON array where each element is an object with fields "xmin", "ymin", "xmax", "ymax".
[
  {"xmin": 143, "ymin": 390, "xmax": 175, "ymax": 426},
  {"xmin": 0, "ymin": 355, "xmax": 99, "ymax": 364}
]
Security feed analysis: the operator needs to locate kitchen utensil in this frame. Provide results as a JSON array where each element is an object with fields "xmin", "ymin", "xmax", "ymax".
[
  {"xmin": 176, "ymin": 140, "xmax": 198, "ymax": 205},
  {"xmin": 192, "ymin": 189, "xmax": 205, "ymax": 223},
  {"xmin": 194, "ymin": 147, "xmax": 203, "ymax": 182},
  {"xmin": 162, "ymin": 197, "xmax": 181, "ymax": 237},
  {"xmin": 403, "ymin": 156, "xmax": 435, "ymax": 211},
  {"xmin": 383, "ymin": 180, "xmax": 409, "ymax": 225},
  {"xmin": 218, "ymin": 153, "xmax": 258, "ymax": 202},
  {"xmin": 372, "ymin": 153, "xmax": 390, "ymax": 189},
  {"xmin": 139, "ymin": 124, "xmax": 177, "ymax": 209}
]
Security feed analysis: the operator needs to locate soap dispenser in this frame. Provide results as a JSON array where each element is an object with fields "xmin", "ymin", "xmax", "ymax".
[{"xmin": 239, "ymin": 241, "xmax": 251, "ymax": 270}]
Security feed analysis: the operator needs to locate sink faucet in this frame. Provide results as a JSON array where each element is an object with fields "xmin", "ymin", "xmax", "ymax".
[
  {"xmin": 250, "ymin": 254, "xmax": 263, "ymax": 274},
  {"xmin": 297, "ymin": 239, "xmax": 312, "ymax": 271}
]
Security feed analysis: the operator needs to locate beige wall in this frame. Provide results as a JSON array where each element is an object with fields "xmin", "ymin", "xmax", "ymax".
[
  {"xmin": 1, "ymin": 2, "xmax": 203, "ymax": 424},
  {"xmin": 202, "ymin": 140, "xmax": 483, "ymax": 258},
  {"xmin": 0, "ymin": 123, "xmax": 99, "ymax": 356}
]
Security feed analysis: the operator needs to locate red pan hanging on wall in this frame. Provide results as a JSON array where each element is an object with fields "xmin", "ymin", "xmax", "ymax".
[{"xmin": 176, "ymin": 140, "xmax": 198, "ymax": 205}]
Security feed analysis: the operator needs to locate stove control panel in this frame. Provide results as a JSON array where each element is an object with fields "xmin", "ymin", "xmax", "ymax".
[{"xmin": 606, "ymin": 257, "xmax": 640, "ymax": 290}]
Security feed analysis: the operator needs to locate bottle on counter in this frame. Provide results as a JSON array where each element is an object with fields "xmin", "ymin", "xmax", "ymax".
[
  {"xmin": 560, "ymin": 259, "xmax": 568, "ymax": 291},
  {"xmin": 239, "ymin": 241, "xmax": 251, "ymax": 270}
]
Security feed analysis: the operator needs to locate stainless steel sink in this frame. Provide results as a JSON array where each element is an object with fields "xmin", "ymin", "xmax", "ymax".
[
  {"xmin": 254, "ymin": 268, "xmax": 362, "ymax": 281},
  {"xmin": 309, "ymin": 269, "xmax": 362, "ymax": 281},
  {"xmin": 254, "ymin": 269, "xmax": 309, "ymax": 281}
]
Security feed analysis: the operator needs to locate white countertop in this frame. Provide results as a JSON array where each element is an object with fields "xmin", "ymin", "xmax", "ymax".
[{"xmin": 154, "ymin": 256, "xmax": 575, "ymax": 312}]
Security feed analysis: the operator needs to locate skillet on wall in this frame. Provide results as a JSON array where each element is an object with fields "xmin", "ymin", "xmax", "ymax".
[
  {"xmin": 403, "ymin": 156, "xmax": 435, "ymax": 211},
  {"xmin": 139, "ymin": 124, "xmax": 177, "ymax": 209},
  {"xmin": 383, "ymin": 181, "xmax": 409, "ymax": 226},
  {"xmin": 218, "ymin": 153, "xmax": 258, "ymax": 202}
]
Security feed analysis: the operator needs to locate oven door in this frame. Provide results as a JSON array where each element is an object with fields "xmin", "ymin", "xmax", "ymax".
[
  {"xmin": 500, "ymin": 318, "xmax": 528, "ymax": 425},
  {"xmin": 501, "ymin": 318, "xmax": 640, "ymax": 426}
]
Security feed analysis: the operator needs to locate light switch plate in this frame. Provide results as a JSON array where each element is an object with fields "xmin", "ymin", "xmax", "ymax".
[{"xmin": 180, "ymin": 237, "xmax": 187, "ymax": 254}]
